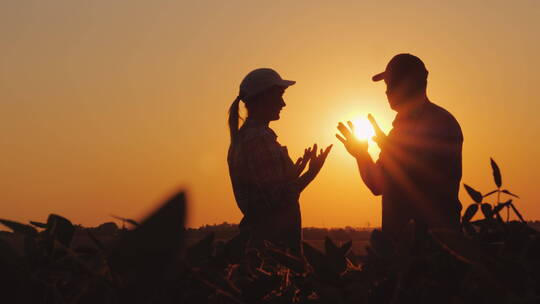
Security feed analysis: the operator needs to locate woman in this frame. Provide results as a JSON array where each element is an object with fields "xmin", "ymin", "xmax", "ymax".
[{"xmin": 227, "ymin": 68, "xmax": 332, "ymax": 254}]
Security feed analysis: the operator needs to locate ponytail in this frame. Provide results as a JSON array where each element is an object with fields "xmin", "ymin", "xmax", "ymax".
[{"xmin": 228, "ymin": 95, "xmax": 242, "ymax": 142}]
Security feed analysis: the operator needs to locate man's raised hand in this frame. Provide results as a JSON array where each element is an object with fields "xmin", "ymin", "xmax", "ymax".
[
  {"xmin": 367, "ymin": 114, "xmax": 387, "ymax": 149},
  {"xmin": 336, "ymin": 121, "xmax": 368, "ymax": 158}
]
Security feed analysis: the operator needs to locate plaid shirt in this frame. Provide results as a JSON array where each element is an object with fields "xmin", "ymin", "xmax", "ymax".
[
  {"xmin": 227, "ymin": 119, "xmax": 299, "ymax": 218},
  {"xmin": 227, "ymin": 119, "xmax": 302, "ymax": 252}
]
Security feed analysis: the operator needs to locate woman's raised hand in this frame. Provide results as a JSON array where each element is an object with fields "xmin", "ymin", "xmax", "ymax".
[
  {"xmin": 336, "ymin": 121, "xmax": 368, "ymax": 158},
  {"xmin": 306, "ymin": 143, "xmax": 333, "ymax": 176},
  {"xmin": 294, "ymin": 146, "xmax": 312, "ymax": 177}
]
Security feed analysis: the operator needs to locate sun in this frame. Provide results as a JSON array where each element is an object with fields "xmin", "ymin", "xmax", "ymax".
[{"xmin": 352, "ymin": 117, "xmax": 375, "ymax": 140}]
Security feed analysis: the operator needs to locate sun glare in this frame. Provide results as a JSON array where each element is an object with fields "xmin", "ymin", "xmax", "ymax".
[{"xmin": 352, "ymin": 117, "xmax": 375, "ymax": 140}]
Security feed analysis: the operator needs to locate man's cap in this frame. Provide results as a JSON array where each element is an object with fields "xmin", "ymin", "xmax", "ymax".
[
  {"xmin": 240, "ymin": 68, "xmax": 295, "ymax": 99},
  {"xmin": 372, "ymin": 53, "xmax": 428, "ymax": 83}
]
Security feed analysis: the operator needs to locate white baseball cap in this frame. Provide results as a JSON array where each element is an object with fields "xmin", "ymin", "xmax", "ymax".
[{"xmin": 239, "ymin": 68, "xmax": 296, "ymax": 99}]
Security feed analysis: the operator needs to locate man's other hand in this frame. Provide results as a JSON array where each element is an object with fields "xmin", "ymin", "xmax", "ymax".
[{"xmin": 368, "ymin": 114, "xmax": 387, "ymax": 149}]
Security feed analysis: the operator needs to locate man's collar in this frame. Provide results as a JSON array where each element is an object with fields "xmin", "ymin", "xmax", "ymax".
[{"xmin": 397, "ymin": 99, "xmax": 429, "ymax": 120}]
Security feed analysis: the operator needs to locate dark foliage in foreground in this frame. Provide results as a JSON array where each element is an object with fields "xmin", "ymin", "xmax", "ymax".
[{"xmin": 1, "ymin": 159, "xmax": 539, "ymax": 303}]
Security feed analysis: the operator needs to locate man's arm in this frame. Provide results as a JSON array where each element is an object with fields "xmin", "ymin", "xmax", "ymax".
[
  {"xmin": 355, "ymin": 151, "xmax": 383, "ymax": 195},
  {"xmin": 336, "ymin": 120, "xmax": 384, "ymax": 196}
]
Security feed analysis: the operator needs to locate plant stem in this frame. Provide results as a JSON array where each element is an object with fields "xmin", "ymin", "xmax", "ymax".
[{"xmin": 497, "ymin": 190, "xmax": 508, "ymax": 222}]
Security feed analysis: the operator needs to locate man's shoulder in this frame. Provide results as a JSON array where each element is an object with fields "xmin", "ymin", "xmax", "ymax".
[
  {"xmin": 425, "ymin": 102, "xmax": 463, "ymax": 138},
  {"xmin": 426, "ymin": 102, "xmax": 456, "ymax": 121}
]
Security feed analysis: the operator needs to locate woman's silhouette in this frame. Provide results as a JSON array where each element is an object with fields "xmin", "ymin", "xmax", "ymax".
[{"xmin": 227, "ymin": 68, "xmax": 332, "ymax": 254}]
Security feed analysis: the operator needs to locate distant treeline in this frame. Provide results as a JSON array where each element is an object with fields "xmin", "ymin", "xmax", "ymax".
[
  {"xmin": 186, "ymin": 222, "xmax": 377, "ymax": 241},
  {"xmin": 185, "ymin": 220, "xmax": 540, "ymax": 241}
]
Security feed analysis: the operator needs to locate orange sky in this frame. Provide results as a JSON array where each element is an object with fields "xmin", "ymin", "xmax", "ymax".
[{"xmin": 1, "ymin": 1, "xmax": 539, "ymax": 228}]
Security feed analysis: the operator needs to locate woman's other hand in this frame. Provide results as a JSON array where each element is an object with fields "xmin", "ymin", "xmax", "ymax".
[{"xmin": 294, "ymin": 147, "xmax": 312, "ymax": 177}]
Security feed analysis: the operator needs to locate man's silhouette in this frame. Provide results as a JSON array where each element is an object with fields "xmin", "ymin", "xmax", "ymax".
[{"xmin": 337, "ymin": 54, "xmax": 463, "ymax": 238}]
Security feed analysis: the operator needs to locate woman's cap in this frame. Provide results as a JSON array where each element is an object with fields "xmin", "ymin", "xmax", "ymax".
[{"xmin": 240, "ymin": 68, "xmax": 295, "ymax": 99}]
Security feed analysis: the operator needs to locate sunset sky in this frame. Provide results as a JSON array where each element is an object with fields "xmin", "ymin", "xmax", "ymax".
[{"xmin": 1, "ymin": 1, "xmax": 539, "ymax": 228}]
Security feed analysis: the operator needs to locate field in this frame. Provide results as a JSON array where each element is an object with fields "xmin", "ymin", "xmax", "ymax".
[
  {"xmin": 185, "ymin": 238, "xmax": 370, "ymax": 256},
  {"xmin": 2, "ymin": 227, "xmax": 371, "ymax": 258},
  {"xmin": 1, "ymin": 159, "xmax": 540, "ymax": 303}
]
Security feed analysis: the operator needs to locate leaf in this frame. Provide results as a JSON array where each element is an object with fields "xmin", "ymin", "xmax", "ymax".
[
  {"xmin": 29, "ymin": 221, "xmax": 48, "ymax": 229},
  {"xmin": 463, "ymin": 184, "xmax": 483, "ymax": 203},
  {"xmin": 191, "ymin": 270, "xmax": 242, "ymax": 304},
  {"xmin": 324, "ymin": 236, "xmax": 348, "ymax": 275},
  {"xmin": 369, "ymin": 229, "xmax": 395, "ymax": 259},
  {"xmin": 125, "ymin": 219, "xmax": 140, "ymax": 226},
  {"xmin": 490, "ymin": 158, "xmax": 502, "ymax": 188},
  {"xmin": 480, "ymin": 203, "xmax": 493, "ymax": 219},
  {"xmin": 186, "ymin": 232, "xmax": 215, "ymax": 266},
  {"xmin": 501, "ymin": 189, "xmax": 520, "ymax": 198},
  {"xmin": 462, "ymin": 222, "xmax": 476, "ymax": 235},
  {"xmin": 23, "ymin": 236, "xmax": 38, "ymax": 258},
  {"xmin": 109, "ymin": 191, "xmax": 186, "ymax": 271},
  {"xmin": 302, "ymin": 241, "xmax": 326, "ymax": 272},
  {"xmin": 462, "ymin": 204, "xmax": 478, "ymax": 223},
  {"xmin": 242, "ymin": 270, "xmax": 281, "ymax": 302},
  {"xmin": 195, "ymin": 262, "xmax": 242, "ymax": 297},
  {"xmin": 0, "ymin": 239, "xmax": 23, "ymax": 296},
  {"xmin": 429, "ymin": 228, "xmax": 486, "ymax": 265},
  {"xmin": 0, "ymin": 219, "xmax": 38, "ymax": 237},
  {"xmin": 493, "ymin": 200, "xmax": 512, "ymax": 214},
  {"xmin": 215, "ymin": 231, "xmax": 249, "ymax": 266},
  {"xmin": 324, "ymin": 236, "xmax": 339, "ymax": 256},
  {"xmin": 87, "ymin": 230, "xmax": 105, "ymax": 252},
  {"xmin": 470, "ymin": 218, "xmax": 488, "ymax": 225},
  {"xmin": 46, "ymin": 214, "xmax": 74, "ymax": 248},
  {"xmin": 509, "ymin": 202, "xmax": 525, "ymax": 223},
  {"xmin": 110, "ymin": 215, "xmax": 140, "ymax": 226},
  {"xmin": 302, "ymin": 241, "xmax": 338, "ymax": 280},
  {"xmin": 266, "ymin": 247, "xmax": 305, "ymax": 273},
  {"xmin": 108, "ymin": 191, "xmax": 186, "ymax": 302},
  {"xmin": 339, "ymin": 240, "xmax": 352, "ymax": 256},
  {"xmin": 50, "ymin": 238, "xmax": 97, "ymax": 275}
]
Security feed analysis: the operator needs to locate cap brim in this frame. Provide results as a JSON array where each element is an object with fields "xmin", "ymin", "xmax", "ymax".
[
  {"xmin": 372, "ymin": 72, "xmax": 385, "ymax": 82},
  {"xmin": 277, "ymin": 79, "xmax": 296, "ymax": 87}
]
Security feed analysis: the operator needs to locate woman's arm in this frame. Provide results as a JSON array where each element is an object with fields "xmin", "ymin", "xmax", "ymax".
[
  {"xmin": 245, "ymin": 137, "xmax": 332, "ymax": 208},
  {"xmin": 293, "ymin": 144, "xmax": 333, "ymax": 193}
]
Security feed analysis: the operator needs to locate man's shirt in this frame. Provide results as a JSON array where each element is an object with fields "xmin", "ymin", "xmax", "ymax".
[{"xmin": 376, "ymin": 101, "xmax": 463, "ymax": 236}]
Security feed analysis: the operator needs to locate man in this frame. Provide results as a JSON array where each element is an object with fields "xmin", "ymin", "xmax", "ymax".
[{"xmin": 336, "ymin": 54, "xmax": 463, "ymax": 238}]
